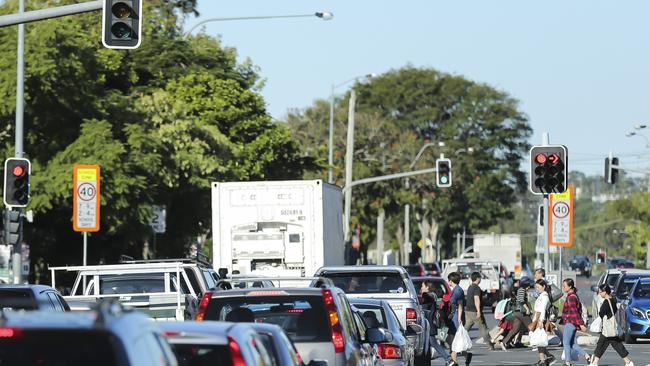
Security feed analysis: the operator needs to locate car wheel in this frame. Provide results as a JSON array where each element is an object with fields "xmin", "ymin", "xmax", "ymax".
[{"xmin": 624, "ymin": 331, "xmax": 637, "ymax": 344}]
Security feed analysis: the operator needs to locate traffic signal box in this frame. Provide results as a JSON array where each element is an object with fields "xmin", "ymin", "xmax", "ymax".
[
  {"xmin": 596, "ymin": 251, "xmax": 606, "ymax": 264},
  {"xmin": 605, "ymin": 157, "xmax": 619, "ymax": 184},
  {"xmin": 102, "ymin": 0, "xmax": 143, "ymax": 49},
  {"xmin": 3, "ymin": 158, "xmax": 31, "ymax": 207},
  {"xmin": 436, "ymin": 158, "xmax": 452, "ymax": 188},
  {"xmin": 529, "ymin": 145, "xmax": 568, "ymax": 195}
]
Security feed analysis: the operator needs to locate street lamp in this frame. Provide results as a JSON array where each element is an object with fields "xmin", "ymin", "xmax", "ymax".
[
  {"xmin": 625, "ymin": 131, "xmax": 650, "ymax": 148},
  {"xmin": 186, "ymin": 11, "xmax": 333, "ymax": 36},
  {"xmin": 329, "ymin": 73, "xmax": 375, "ymax": 184}
]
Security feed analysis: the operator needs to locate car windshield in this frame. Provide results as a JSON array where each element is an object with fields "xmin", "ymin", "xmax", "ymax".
[
  {"xmin": 617, "ymin": 275, "xmax": 650, "ymax": 298},
  {"xmin": 354, "ymin": 304, "xmax": 387, "ymax": 329},
  {"xmin": 319, "ymin": 272, "xmax": 407, "ymax": 294},
  {"xmin": 0, "ymin": 289, "xmax": 36, "ymax": 310},
  {"xmin": 0, "ymin": 330, "xmax": 123, "ymax": 366},
  {"xmin": 448, "ymin": 263, "xmax": 498, "ymax": 280},
  {"xmin": 204, "ymin": 295, "xmax": 331, "ymax": 343},
  {"xmin": 606, "ymin": 273, "xmax": 621, "ymax": 287},
  {"xmin": 100, "ymin": 276, "xmax": 168, "ymax": 294},
  {"xmin": 171, "ymin": 344, "xmax": 232, "ymax": 366},
  {"xmin": 633, "ymin": 283, "xmax": 650, "ymax": 299}
]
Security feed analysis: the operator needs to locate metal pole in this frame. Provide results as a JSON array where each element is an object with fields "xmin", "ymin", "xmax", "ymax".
[
  {"xmin": 456, "ymin": 233, "xmax": 461, "ymax": 258},
  {"xmin": 544, "ymin": 194, "xmax": 550, "ymax": 274},
  {"xmin": 82, "ymin": 231, "xmax": 88, "ymax": 293},
  {"xmin": 404, "ymin": 203, "xmax": 410, "ymax": 264},
  {"xmin": 559, "ymin": 245, "xmax": 563, "ymax": 281},
  {"xmin": 377, "ymin": 209, "xmax": 384, "ymax": 265},
  {"xmin": 0, "ymin": 0, "xmax": 102, "ymax": 28},
  {"xmin": 343, "ymin": 89, "xmax": 356, "ymax": 242},
  {"xmin": 328, "ymin": 85, "xmax": 335, "ymax": 184}
]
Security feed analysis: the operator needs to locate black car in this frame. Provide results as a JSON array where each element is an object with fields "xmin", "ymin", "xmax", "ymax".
[
  {"xmin": 608, "ymin": 258, "xmax": 635, "ymax": 270},
  {"xmin": 569, "ymin": 255, "xmax": 592, "ymax": 277},
  {"xmin": 0, "ymin": 284, "xmax": 69, "ymax": 311}
]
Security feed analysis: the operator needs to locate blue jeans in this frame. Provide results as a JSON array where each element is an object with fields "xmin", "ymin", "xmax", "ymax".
[
  {"xmin": 563, "ymin": 323, "xmax": 586, "ymax": 361},
  {"xmin": 431, "ymin": 335, "xmax": 451, "ymax": 362}
]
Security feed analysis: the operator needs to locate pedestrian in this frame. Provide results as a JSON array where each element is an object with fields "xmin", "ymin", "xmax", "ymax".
[
  {"xmin": 464, "ymin": 272, "xmax": 495, "ymax": 351},
  {"xmin": 492, "ymin": 292, "xmax": 516, "ymax": 348},
  {"xmin": 421, "ymin": 281, "xmax": 457, "ymax": 366},
  {"xmin": 448, "ymin": 272, "xmax": 472, "ymax": 365},
  {"xmin": 559, "ymin": 278, "xmax": 591, "ymax": 365},
  {"xmin": 531, "ymin": 279, "xmax": 554, "ymax": 366},
  {"xmin": 501, "ymin": 276, "xmax": 533, "ymax": 348},
  {"xmin": 588, "ymin": 284, "xmax": 635, "ymax": 366},
  {"xmin": 534, "ymin": 268, "xmax": 564, "ymax": 349}
]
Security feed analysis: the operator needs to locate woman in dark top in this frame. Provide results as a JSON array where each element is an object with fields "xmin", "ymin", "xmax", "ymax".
[{"xmin": 589, "ymin": 284, "xmax": 635, "ymax": 366}]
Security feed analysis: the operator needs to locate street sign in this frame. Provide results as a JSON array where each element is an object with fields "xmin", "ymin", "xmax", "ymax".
[
  {"xmin": 73, "ymin": 165, "xmax": 100, "ymax": 232},
  {"xmin": 549, "ymin": 184, "xmax": 573, "ymax": 247},
  {"xmin": 149, "ymin": 205, "xmax": 166, "ymax": 234}
]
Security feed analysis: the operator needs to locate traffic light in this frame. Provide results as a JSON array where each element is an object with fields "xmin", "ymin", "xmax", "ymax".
[
  {"xmin": 102, "ymin": 0, "xmax": 143, "ymax": 49},
  {"xmin": 3, "ymin": 158, "xmax": 31, "ymax": 207},
  {"xmin": 605, "ymin": 157, "xmax": 619, "ymax": 184},
  {"xmin": 529, "ymin": 145, "xmax": 568, "ymax": 195},
  {"xmin": 596, "ymin": 251, "xmax": 606, "ymax": 264},
  {"xmin": 436, "ymin": 158, "xmax": 452, "ymax": 188},
  {"xmin": 3, "ymin": 209, "xmax": 21, "ymax": 246}
]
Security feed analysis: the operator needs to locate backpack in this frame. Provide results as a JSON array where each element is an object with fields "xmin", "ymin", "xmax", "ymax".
[{"xmin": 494, "ymin": 299, "xmax": 510, "ymax": 320}]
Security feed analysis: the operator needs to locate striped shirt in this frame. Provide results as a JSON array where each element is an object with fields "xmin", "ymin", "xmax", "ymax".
[{"xmin": 516, "ymin": 287, "xmax": 528, "ymax": 304}]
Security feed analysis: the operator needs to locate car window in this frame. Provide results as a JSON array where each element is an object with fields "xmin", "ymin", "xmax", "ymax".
[
  {"xmin": 57, "ymin": 294, "xmax": 71, "ymax": 311},
  {"xmin": 354, "ymin": 305, "xmax": 386, "ymax": 329},
  {"xmin": 597, "ymin": 273, "xmax": 605, "ymax": 286},
  {"xmin": 352, "ymin": 311, "xmax": 367, "ymax": 341},
  {"xmin": 617, "ymin": 275, "xmax": 650, "ymax": 299},
  {"xmin": 0, "ymin": 289, "xmax": 36, "ymax": 310},
  {"xmin": 337, "ymin": 294, "xmax": 359, "ymax": 341},
  {"xmin": 606, "ymin": 273, "xmax": 621, "ymax": 287},
  {"xmin": 204, "ymin": 295, "xmax": 331, "ymax": 343},
  {"xmin": 633, "ymin": 283, "xmax": 650, "ymax": 298},
  {"xmin": 412, "ymin": 279, "xmax": 449, "ymax": 296},
  {"xmin": 202, "ymin": 270, "xmax": 217, "ymax": 290},
  {"xmin": 170, "ymin": 343, "xmax": 233, "ymax": 366},
  {"xmin": 184, "ymin": 268, "xmax": 202, "ymax": 293},
  {"xmin": 100, "ymin": 274, "xmax": 167, "ymax": 294},
  {"xmin": 47, "ymin": 292, "xmax": 64, "ymax": 311},
  {"xmin": 0, "ymin": 330, "xmax": 123, "ymax": 366},
  {"xmin": 250, "ymin": 333, "xmax": 274, "ymax": 366},
  {"xmin": 320, "ymin": 272, "xmax": 407, "ymax": 294},
  {"xmin": 277, "ymin": 330, "xmax": 302, "ymax": 366},
  {"xmin": 257, "ymin": 333, "xmax": 280, "ymax": 366}
]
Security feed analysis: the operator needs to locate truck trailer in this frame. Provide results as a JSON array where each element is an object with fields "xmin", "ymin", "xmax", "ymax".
[{"xmin": 211, "ymin": 180, "xmax": 344, "ymax": 277}]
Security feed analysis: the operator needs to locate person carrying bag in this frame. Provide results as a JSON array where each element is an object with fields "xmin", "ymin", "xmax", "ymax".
[
  {"xmin": 588, "ymin": 284, "xmax": 634, "ymax": 366},
  {"xmin": 530, "ymin": 279, "xmax": 554, "ymax": 366}
]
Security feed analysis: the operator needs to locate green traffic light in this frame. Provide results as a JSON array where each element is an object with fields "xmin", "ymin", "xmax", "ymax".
[
  {"xmin": 111, "ymin": 22, "xmax": 132, "ymax": 39},
  {"xmin": 440, "ymin": 176, "xmax": 449, "ymax": 184}
]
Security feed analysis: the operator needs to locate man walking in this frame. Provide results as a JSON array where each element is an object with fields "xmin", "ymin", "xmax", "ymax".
[{"xmin": 464, "ymin": 272, "xmax": 495, "ymax": 351}]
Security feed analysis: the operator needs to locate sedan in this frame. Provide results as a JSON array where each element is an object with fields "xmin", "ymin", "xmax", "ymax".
[{"xmin": 350, "ymin": 298, "xmax": 418, "ymax": 366}]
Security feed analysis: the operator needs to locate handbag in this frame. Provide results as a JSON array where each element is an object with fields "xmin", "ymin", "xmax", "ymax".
[{"xmin": 601, "ymin": 299, "xmax": 623, "ymax": 338}]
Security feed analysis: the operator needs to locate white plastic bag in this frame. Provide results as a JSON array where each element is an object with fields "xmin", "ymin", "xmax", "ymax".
[
  {"xmin": 529, "ymin": 328, "xmax": 549, "ymax": 347},
  {"xmin": 451, "ymin": 326, "xmax": 473, "ymax": 353},
  {"xmin": 589, "ymin": 317, "xmax": 602, "ymax": 333}
]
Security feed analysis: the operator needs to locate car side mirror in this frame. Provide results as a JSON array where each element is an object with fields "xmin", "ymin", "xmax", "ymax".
[
  {"xmin": 307, "ymin": 360, "xmax": 328, "ymax": 366},
  {"xmin": 406, "ymin": 324, "xmax": 423, "ymax": 336},
  {"xmin": 590, "ymin": 285, "xmax": 598, "ymax": 292},
  {"xmin": 366, "ymin": 327, "xmax": 392, "ymax": 343}
]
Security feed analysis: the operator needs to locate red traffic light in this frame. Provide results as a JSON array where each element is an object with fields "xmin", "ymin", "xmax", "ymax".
[
  {"xmin": 12, "ymin": 165, "xmax": 25, "ymax": 177},
  {"xmin": 534, "ymin": 153, "xmax": 547, "ymax": 165},
  {"xmin": 548, "ymin": 153, "xmax": 560, "ymax": 165}
]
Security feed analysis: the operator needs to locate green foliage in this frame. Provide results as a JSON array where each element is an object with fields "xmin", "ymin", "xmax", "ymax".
[
  {"xmin": 0, "ymin": 0, "xmax": 313, "ymax": 267},
  {"xmin": 287, "ymin": 66, "xmax": 532, "ymax": 261}
]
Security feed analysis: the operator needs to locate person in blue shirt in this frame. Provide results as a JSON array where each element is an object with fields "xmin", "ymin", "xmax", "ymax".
[{"xmin": 448, "ymin": 272, "xmax": 472, "ymax": 365}]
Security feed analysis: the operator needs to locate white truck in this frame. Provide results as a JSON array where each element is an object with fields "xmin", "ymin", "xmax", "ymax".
[
  {"xmin": 473, "ymin": 233, "xmax": 523, "ymax": 278},
  {"xmin": 211, "ymin": 180, "xmax": 344, "ymax": 278}
]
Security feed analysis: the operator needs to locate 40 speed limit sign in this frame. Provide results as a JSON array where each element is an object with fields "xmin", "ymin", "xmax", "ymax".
[
  {"xmin": 73, "ymin": 165, "xmax": 100, "ymax": 232},
  {"xmin": 549, "ymin": 184, "xmax": 573, "ymax": 247}
]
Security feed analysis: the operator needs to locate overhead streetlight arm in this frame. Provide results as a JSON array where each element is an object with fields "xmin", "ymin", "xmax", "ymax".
[
  {"xmin": 343, "ymin": 167, "xmax": 437, "ymax": 194},
  {"xmin": 186, "ymin": 12, "xmax": 333, "ymax": 36},
  {"xmin": 626, "ymin": 131, "xmax": 650, "ymax": 147},
  {"xmin": 410, "ymin": 142, "xmax": 441, "ymax": 169}
]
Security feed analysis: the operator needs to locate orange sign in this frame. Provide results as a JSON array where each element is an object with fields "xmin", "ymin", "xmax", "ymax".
[
  {"xmin": 73, "ymin": 165, "xmax": 100, "ymax": 232},
  {"xmin": 549, "ymin": 184, "xmax": 573, "ymax": 247}
]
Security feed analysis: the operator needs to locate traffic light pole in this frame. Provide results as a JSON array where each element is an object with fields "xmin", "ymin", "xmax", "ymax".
[{"xmin": 0, "ymin": 1, "xmax": 102, "ymax": 28}]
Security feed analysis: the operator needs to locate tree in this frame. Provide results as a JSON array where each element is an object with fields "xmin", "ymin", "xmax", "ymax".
[
  {"xmin": 287, "ymin": 66, "xmax": 532, "ymax": 262},
  {"xmin": 0, "ymin": 0, "xmax": 313, "ymax": 269}
]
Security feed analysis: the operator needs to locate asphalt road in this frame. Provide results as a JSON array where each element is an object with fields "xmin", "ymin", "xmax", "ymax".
[{"xmin": 429, "ymin": 275, "xmax": 649, "ymax": 365}]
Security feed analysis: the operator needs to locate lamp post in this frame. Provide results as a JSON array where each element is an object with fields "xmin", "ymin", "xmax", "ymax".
[
  {"xmin": 186, "ymin": 11, "xmax": 333, "ymax": 36},
  {"xmin": 329, "ymin": 73, "xmax": 374, "ymax": 184}
]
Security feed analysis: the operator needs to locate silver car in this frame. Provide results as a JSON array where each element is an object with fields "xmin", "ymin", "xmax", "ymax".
[
  {"xmin": 160, "ymin": 320, "xmax": 275, "ymax": 366},
  {"xmin": 250, "ymin": 323, "xmax": 304, "ymax": 366},
  {"xmin": 351, "ymin": 298, "xmax": 417, "ymax": 366}
]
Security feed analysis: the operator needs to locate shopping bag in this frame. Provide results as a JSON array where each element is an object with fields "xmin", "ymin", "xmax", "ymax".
[
  {"xmin": 494, "ymin": 299, "xmax": 509, "ymax": 320},
  {"xmin": 529, "ymin": 328, "xmax": 549, "ymax": 347},
  {"xmin": 589, "ymin": 317, "xmax": 602, "ymax": 333},
  {"xmin": 451, "ymin": 325, "xmax": 473, "ymax": 353},
  {"xmin": 602, "ymin": 300, "xmax": 623, "ymax": 338}
]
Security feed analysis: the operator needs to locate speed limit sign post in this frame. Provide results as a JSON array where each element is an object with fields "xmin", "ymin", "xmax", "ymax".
[
  {"xmin": 73, "ymin": 165, "xmax": 100, "ymax": 232},
  {"xmin": 549, "ymin": 184, "xmax": 573, "ymax": 247}
]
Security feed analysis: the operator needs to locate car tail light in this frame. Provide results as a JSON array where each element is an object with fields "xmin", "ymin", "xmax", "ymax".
[
  {"xmin": 322, "ymin": 289, "xmax": 345, "ymax": 353},
  {"xmin": 195, "ymin": 291, "xmax": 213, "ymax": 321},
  {"xmin": 295, "ymin": 351, "xmax": 303, "ymax": 365},
  {"xmin": 378, "ymin": 344, "xmax": 402, "ymax": 359},
  {"xmin": 162, "ymin": 331, "xmax": 181, "ymax": 337},
  {"xmin": 228, "ymin": 336, "xmax": 246, "ymax": 366},
  {"xmin": 406, "ymin": 308, "xmax": 417, "ymax": 324},
  {"xmin": 0, "ymin": 327, "xmax": 22, "ymax": 338}
]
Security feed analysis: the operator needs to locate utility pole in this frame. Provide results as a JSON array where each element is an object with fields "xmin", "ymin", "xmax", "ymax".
[
  {"xmin": 376, "ymin": 209, "xmax": 384, "ymax": 265},
  {"xmin": 343, "ymin": 90, "xmax": 356, "ymax": 243}
]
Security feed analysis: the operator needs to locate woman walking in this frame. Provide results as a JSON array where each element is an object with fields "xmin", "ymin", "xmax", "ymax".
[
  {"xmin": 560, "ymin": 278, "xmax": 591, "ymax": 365},
  {"xmin": 532, "ymin": 279, "xmax": 554, "ymax": 366},
  {"xmin": 589, "ymin": 284, "xmax": 635, "ymax": 366}
]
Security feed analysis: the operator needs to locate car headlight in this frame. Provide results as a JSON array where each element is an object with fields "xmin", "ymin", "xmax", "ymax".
[{"xmin": 631, "ymin": 307, "xmax": 647, "ymax": 320}]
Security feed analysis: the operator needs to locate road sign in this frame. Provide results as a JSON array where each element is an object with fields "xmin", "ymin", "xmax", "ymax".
[
  {"xmin": 149, "ymin": 205, "xmax": 166, "ymax": 234},
  {"xmin": 73, "ymin": 165, "xmax": 100, "ymax": 232},
  {"xmin": 549, "ymin": 184, "xmax": 573, "ymax": 247}
]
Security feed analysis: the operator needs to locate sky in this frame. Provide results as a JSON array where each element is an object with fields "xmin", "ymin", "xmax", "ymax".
[{"xmin": 192, "ymin": 1, "xmax": 650, "ymax": 176}]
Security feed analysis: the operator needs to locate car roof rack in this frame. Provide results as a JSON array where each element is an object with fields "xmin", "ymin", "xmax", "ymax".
[
  {"xmin": 214, "ymin": 276, "xmax": 335, "ymax": 290},
  {"xmin": 119, "ymin": 252, "xmax": 211, "ymax": 267}
]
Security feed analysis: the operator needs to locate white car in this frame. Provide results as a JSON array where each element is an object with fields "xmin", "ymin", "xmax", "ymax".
[{"xmin": 590, "ymin": 269, "xmax": 622, "ymax": 319}]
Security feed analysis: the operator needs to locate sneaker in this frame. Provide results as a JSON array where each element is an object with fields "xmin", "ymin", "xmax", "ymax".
[
  {"xmin": 584, "ymin": 354, "xmax": 592, "ymax": 365},
  {"xmin": 564, "ymin": 363, "xmax": 571, "ymax": 366},
  {"xmin": 624, "ymin": 363, "xmax": 634, "ymax": 366},
  {"xmin": 500, "ymin": 342, "xmax": 507, "ymax": 351},
  {"xmin": 446, "ymin": 361, "xmax": 458, "ymax": 366}
]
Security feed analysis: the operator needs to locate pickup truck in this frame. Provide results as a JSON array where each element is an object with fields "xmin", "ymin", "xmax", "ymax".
[
  {"xmin": 442, "ymin": 259, "xmax": 504, "ymax": 311},
  {"xmin": 50, "ymin": 257, "xmax": 219, "ymax": 320},
  {"xmin": 313, "ymin": 265, "xmax": 430, "ymax": 366}
]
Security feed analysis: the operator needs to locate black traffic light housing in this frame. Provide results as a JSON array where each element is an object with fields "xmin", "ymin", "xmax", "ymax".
[
  {"xmin": 529, "ymin": 145, "xmax": 568, "ymax": 195},
  {"xmin": 3, "ymin": 158, "xmax": 31, "ymax": 207},
  {"xmin": 605, "ymin": 157, "xmax": 619, "ymax": 184},
  {"xmin": 3, "ymin": 209, "xmax": 21, "ymax": 246},
  {"xmin": 596, "ymin": 251, "xmax": 606, "ymax": 264},
  {"xmin": 436, "ymin": 158, "xmax": 452, "ymax": 188},
  {"xmin": 102, "ymin": 0, "xmax": 143, "ymax": 49}
]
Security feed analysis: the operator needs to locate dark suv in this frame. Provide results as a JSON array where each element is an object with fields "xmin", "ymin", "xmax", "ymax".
[{"xmin": 569, "ymin": 255, "xmax": 592, "ymax": 277}]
